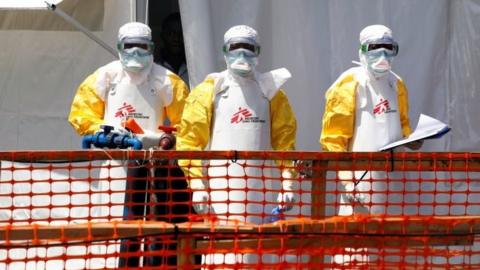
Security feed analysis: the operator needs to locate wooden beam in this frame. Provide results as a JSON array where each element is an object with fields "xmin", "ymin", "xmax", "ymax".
[
  {"xmin": 2, "ymin": 216, "xmax": 477, "ymax": 244},
  {"xmin": 195, "ymin": 235, "xmax": 473, "ymax": 250},
  {"xmin": 0, "ymin": 221, "xmax": 174, "ymax": 243}
]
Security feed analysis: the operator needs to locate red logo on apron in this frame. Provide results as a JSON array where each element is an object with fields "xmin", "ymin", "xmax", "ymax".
[
  {"xmin": 115, "ymin": 102, "xmax": 136, "ymax": 118},
  {"xmin": 373, "ymin": 98, "xmax": 390, "ymax": 115},
  {"xmin": 231, "ymin": 107, "xmax": 253, "ymax": 124}
]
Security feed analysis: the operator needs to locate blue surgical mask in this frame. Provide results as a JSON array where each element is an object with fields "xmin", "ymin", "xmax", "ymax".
[
  {"xmin": 119, "ymin": 47, "xmax": 153, "ymax": 73},
  {"xmin": 225, "ymin": 49, "xmax": 258, "ymax": 77}
]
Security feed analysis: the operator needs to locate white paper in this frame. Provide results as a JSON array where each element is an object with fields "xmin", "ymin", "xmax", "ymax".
[{"xmin": 380, "ymin": 114, "xmax": 450, "ymax": 151}]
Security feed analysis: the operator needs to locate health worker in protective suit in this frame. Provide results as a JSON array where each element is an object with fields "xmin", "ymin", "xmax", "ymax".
[
  {"xmin": 320, "ymin": 24, "xmax": 421, "ymax": 266},
  {"xmin": 177, "ymin": 25, "xmax": 298, "ymax": 267},
  {"xmin": 68, "ymin": 22, "xmax": 189, "ymax": 268}
]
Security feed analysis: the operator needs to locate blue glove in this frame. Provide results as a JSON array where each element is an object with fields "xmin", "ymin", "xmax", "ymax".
[{"xmin": 268, "ymin": 206, "xmax": 285, "ymax": 223}]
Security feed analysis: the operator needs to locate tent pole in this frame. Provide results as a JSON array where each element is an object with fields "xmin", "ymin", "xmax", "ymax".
[
  {"xmin": 145, "ymin": 0, "xmax": 149, "ymax": 24},
  {"xmin": 44, "ymin": 1, "xmax": 118, "ymax": 58},
  {"xmin": 130, "ymin": 0, "xmax": 136, "ymax": 22}
]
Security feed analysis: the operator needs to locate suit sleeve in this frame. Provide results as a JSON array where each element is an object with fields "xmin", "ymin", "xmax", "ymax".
[
  {"xmin": 176, "ymin": 78, "xmax": 215, "ymax": 189},
  {"xmin": 270, "ymin": 89, "xmax": 298, "ymax": 188},
  {"xmin": 397, "ymin": 79, "xmax": 412, "ymax": 138},
  {"xmin": 165, "ymin": 73, "xmax": 189, "ymax": 130},
  {"xmin": 68, "ymin": 71, "xmax": 105, "ymax": 136},
  {"xmin": 270, "ymin": 89, "xmax": 297, "ymax": 151},
  {"xmin": 319, "ymin": 73, "xmax": 357, "ymax": 152}
]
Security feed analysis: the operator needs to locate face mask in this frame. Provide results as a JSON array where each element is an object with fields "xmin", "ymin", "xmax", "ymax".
[
  {"xmin": 119, "ymin": 47, "xmax": 153, "ymax": 73},
  {"xmin": 363, "ymin": 49, "xmax": 394, "ymax": 78},
  {"xmin": 225, "ymin": 49, "xmax": 258, "ymax": 77}
]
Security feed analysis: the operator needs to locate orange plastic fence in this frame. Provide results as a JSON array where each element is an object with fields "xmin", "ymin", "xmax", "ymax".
[{"xmin": 0, "ymin": 150, "xmax": 479, "ymax": 269}]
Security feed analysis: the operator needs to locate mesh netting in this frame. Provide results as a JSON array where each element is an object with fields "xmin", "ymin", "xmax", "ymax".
[{"xmin": 0, "ymin": 150, "xmax": 479, "ymax": 269}]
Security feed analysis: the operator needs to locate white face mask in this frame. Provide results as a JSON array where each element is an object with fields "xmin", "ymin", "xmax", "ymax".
[
  {"xmin": 361, "ymin": 49, "xmax": 394, "ymax": 78},
  {"xmin": 367, "ymin": 55, "xmax": 392, "ymax": 77},
  {"xmin": 225, "ymin": 49, "xmax": 258, "ymax": 77},
  {"xmin": 119, "ymin": 47, "xmax": 153, "ymax": 73}
]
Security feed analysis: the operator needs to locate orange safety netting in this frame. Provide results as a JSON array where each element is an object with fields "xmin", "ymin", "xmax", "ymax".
[{"xmin": 0, "ymin": 150, "xmax": 479, "ymax": 269}]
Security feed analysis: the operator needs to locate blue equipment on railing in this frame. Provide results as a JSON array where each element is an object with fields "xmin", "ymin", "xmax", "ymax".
[
  {"xmin": 268, "ymin": 206, "xmax": 286, "ymax": 223},
  {"xmin": 82, "ymin": 125, "xmax": 143, "ymax": 150}
]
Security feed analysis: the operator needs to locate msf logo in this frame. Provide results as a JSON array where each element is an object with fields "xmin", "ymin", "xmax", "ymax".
[
  {"xmin": 115, "ymin": 102, "xmax": 136, "ymax": 118},
  {"xmin": 231, "ymin": 107, "xmax": 253, "ymax": 124},
  {"xmin": 373, "ymin": 98, "xmax": 391, "ymax": 115}
]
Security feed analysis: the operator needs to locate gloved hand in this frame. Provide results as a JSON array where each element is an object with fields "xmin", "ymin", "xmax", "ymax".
[
  {"xmin": 192, "ymin": 190, "xmax": 211, "ymax": 215},
  {"xmin": 277, "ymin": 170, "xmax": 298, "ymax": 212},
  {"xmin": 136, "ymin": 131, "xmax": 163, "ymax": 149},
  {"xmin": 343, "ymin": 182, "xmax": 367, "ymax": 205},
  {"xmin": 277, "ymin": 191, "xmax": 295, "ymax": 212},
  {"xmin": 268, "ymin": 206, "xmax": 285, "ymax": 223}
]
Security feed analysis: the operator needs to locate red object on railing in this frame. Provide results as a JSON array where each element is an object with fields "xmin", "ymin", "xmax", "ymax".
[
  {"xmin": 122, "ymin": 118, "xmax": 144, "ymax": 134},
  {"xmin": 158, "ymin": 125, "xmax": 177, "ymax": 134}
]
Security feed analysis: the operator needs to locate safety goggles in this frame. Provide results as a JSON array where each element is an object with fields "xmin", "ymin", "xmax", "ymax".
[
  {"xmin": 224, "ymin": 48, "xmax": 258, "ymax": 59},
  {"xmin": 361, "ymin": 42, "xmax": 399, "ymax": 56},
  {"xmin": 117, "ymin": 39, "xmax": 154, "ymax": 53},
  {"xmin": 223, "ymin": 37, "xmax": 260, "ymax": 56}
]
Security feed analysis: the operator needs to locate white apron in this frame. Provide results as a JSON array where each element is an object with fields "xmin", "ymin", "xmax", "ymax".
[
  {"xmin": 335, "ymin": 68, "xmax": 403, "ymax": 266},
  {"xmin": 205, "ymin": 70, "xmax": 289, "ymax": 267},
  {"xmin": 103, "ymin": 72, "xmax": 169, "ymax": 133},
  {"xmin": 90, "ymin": 68, "xmax": 171, "ymax": 269}
]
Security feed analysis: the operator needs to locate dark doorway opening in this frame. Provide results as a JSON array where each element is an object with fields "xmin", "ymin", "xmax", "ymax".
[{"xmin": 148, "ymin": 0, "xmax": 189, "ymax": 87}]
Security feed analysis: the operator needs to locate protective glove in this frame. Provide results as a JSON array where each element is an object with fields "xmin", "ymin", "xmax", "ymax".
[
  {"xmin": 136, "ymin": 131, "xmax": 163, "ymax": 149},
  {"xmin": 343, "ymin": 182, "xmax": 367, "ymax": 205},
  {"xmin": 277, "ymin": 192, "xmax": 295, "ymax": 212},
  {"xmin": 276, "ymin": 170, "xmax": 298, "ymax": 212},
  {"xmin": 192, "ymin": 190, "xmax": 211, "ymax": 215},
  {"xmin": 268, "ymin": 206, "xmax": 285, "ymax": 223}
]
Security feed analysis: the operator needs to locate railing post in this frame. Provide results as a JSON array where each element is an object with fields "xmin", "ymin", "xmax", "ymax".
[
  {"xmin": 177, "ymin": 237, "xmax": 196, "ymax": 269},
  {"xmin": 311, "ymin": 160, "xmax": 328, "ymax": 219},
  {"xmin": 310, "ymin": 160, "xmax": 328, "ymax": 265}
]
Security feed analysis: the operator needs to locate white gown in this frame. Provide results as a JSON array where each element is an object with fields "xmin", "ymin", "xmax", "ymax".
[
  {"xmin": 90, "ymin": 63, "xmax": 173, "ymax": 269},
  {"xmin": 334, "ymin": 67, "xmax": 403, "ymax": 266}
]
